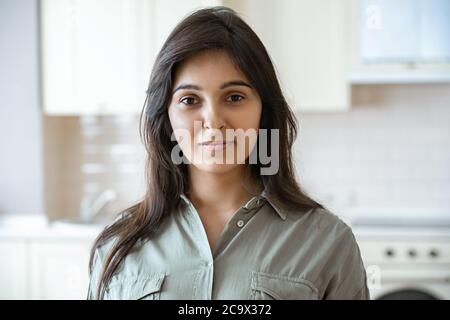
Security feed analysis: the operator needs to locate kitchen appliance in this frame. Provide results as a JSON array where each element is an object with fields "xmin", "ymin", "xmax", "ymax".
[{"xmin": 352, "ymin": 222, "xmax": 450, "ymax": 300}]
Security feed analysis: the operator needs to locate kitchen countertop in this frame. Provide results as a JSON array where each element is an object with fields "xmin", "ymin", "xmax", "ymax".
[
  {"xmin": 3, "ymin": 213, "xmax": 449, "ymax": 242},
  {"xmin": 0, "ymin": 214, "xmax": 104, "ymax": 240}
]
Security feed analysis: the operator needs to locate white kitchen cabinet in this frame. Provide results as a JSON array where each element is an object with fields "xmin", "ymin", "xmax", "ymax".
[
  {"xmin": 347, "ymin": 0, "xmax": 450, "ymax": 84},
  {"xmin": 0, "ymin": 234, "xmax": 96, "ymax": 299},
  {"xmin": 40, "ymin": 0, "xmax": 223, "ymax": 115},
  {"xmin": 40, "ymin": 0, "xmax": 153, "ymax": 115},
  {"xmin": 29, "ymin": 239, "xmax": 93, "ymax": 300},
  {"xmin": 225, "ymin": 0, "xmax": 351, "ymax": 112},
  {"xmin": 0, "ymin": 239, "xmax": 28, "ymax": 299}
]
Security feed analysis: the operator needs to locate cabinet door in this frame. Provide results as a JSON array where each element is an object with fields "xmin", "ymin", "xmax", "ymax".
[
  {"xmin": 40, "ymin": 0, "xmax": 153, "ymax": 115},
  {"xmin": 40, "ymin": 0, "xmax": 223, "ymax": 115},
  {"xmin": 226, "ymin": 0, "xmax": 350, "ymax": 111},
  {"xmin": 0, "ymin": 239, "xmax": 28, "ymax": 299},
  {"xmin": 347, "ymin": 0, "xmax": 450, "ymax": 84},
  {"xmin": 29, "ymin": 239, "xmax": 93, "ymax": 299}
]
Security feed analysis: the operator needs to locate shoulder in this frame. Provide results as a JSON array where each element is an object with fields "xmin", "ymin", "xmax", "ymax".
[
  {"xmin": 91, "ymin": 236, "xmax": 115, "ymax": 265},
  {"xmin": 264, "ymin": 194, "xmax": 351, "ymax": 235},
  {"xmin": 288, "ymin": 206, "xmax": 354, "ymax": 238},
  {"xmin": 87, "ymin": 214, "xmax": 127, "ymax": 299},
  {"xmin": 293, "ymin": 208, "xmax": 368, "ymax": 298},
  {"xmin": 283, "ymin": 206, "xmax": 363, "ymax": 268},
  {"xmin": 267, "ymin": 204, "xmax": 362, "ymax": 265},
  {"xmin": 90, "ymin": 211, "xmax": 129, "ymax": 272},
  {"xmin": 306, "ymin": 208, "xmax": 368, "ymax": 299},
  {"xmin": 313, "ymin": 207, "xmax": 353, "ymax": 234}
]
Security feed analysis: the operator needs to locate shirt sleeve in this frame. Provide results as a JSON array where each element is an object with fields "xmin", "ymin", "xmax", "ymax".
[
  {"xmin": 323, "ymin": 225, "xmax": 370, "ymax": 300},
  {"xmin": 351, "ymin": 282, "xmax": 371, "ymax": 300},
  {"xmin": 87, "ymin": 216, "xmax": 123, "ymax": 300},
  {"xmin": 86, "ymin": 247, "xmax": 103, "ymax": 300}
]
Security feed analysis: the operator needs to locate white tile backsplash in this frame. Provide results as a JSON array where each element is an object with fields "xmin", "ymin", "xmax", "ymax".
[{"xmin": 294, "ymin": 84, "xmax": 450, "ymax": 222}]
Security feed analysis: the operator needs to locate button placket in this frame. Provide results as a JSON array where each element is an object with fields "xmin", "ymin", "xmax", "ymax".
[
  {"xmin": 183, "ymin": 193, "xmax": 267, "ymax": 259},
  {"xmin": 235, "ymin": 197, "xmax": 265, "ymax": 228},
  {"xmin": 183, "ymin": 198, "xmax": 215, "ymax": 260}
]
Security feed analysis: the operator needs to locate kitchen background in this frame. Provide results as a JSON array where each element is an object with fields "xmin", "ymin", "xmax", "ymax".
[{"xmin": 1, "ymin": 0, "xmax": 449, "ymax": 299}]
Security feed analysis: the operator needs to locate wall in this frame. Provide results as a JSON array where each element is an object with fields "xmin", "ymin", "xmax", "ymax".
[
  {"xmin": 44, "ymin": 115, "xmax": 145, "ymax": 221},
  {"xmin": 0, "ymin": 0, "xmax": 43, "ymax": 215},
  {"xmin": 294, "ymin": 84, "xmax": 450, "ymax": 224}
]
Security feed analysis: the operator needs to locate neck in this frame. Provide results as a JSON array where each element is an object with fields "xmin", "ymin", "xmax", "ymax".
[{"xmin": 187, "ymin": 165, "xmax": 262, "ymax": 213}]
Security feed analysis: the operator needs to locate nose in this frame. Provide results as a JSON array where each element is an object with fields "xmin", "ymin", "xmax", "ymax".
[{"xmin": 202, "ymin": 100, "xmax": 226, "ymax": 130}]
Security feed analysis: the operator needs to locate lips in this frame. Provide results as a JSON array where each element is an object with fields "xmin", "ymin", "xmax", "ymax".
[{"xmin": 199, "ymin": 141, "xmax": 234, "ymax": 151}]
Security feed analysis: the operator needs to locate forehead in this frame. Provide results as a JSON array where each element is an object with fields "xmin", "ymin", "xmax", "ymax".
[{"xmin": 173, "ymin": 49, "xmax": 249, "ymax": 85}]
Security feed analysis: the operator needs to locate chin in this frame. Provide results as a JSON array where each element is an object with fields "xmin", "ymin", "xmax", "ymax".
[{"xmin": 193, "ymin": 162, "xmax": 242, "ymax": 174}]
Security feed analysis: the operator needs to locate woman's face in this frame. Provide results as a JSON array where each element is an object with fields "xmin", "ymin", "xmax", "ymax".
[{"xmin": 168, "ymin": 49, "xmax": 262, "ymax": 174}]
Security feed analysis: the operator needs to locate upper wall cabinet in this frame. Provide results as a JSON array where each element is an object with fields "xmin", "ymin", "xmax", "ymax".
[
  {"xmin": 347, "ymin": 0, "xmax": 450, "ymax": 84},
  {"xmin": 40, "ymin": 0, "xmax": 222, "ymax": 115},
  {"xmin": 225, "ymin": 0, "xmax": 351, "ymax": 112}
]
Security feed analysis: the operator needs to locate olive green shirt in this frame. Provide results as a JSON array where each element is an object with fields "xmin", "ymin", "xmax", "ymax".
[{"xmin": 87, "ymin": 191, "xmax": 370, "ymax": 300}]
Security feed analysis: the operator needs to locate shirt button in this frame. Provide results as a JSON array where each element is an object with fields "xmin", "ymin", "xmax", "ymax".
[{"xmin": 237, "ymin": 219, "xmax": 245, "ymax": 228}]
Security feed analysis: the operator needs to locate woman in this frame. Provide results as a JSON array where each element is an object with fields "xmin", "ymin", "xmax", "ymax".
[{"xmin": 87, "ymin": 6, "xmax": 369, "ymax": 300}]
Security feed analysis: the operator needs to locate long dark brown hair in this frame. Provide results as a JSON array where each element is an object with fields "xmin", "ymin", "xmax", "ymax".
[{"xmin": 89, "ymin": 6, "xmax": 324, "ymax": 299}]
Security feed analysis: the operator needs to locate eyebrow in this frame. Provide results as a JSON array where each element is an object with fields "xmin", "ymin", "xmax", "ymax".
[{"xmin": 172, "ymin": 80, "xmax": 252, "ymax": 94}]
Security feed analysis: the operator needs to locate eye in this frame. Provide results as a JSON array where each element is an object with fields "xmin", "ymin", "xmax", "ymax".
[
  {"xmin": 180, "ymin": 96, "xmax": 198, "ymax": 105},
  {"xmin": 226, "ymin": 94, "xmax": 245, "ymax": 103}
]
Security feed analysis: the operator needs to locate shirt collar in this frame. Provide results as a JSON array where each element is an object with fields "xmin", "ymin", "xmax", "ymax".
[
  {"xmin": 180, "ymin": 190, "xmax": 288, "ymax": 221},
  {"xmin": 260, "ymin": 190, "xmax": 288, "ymax": 221}
]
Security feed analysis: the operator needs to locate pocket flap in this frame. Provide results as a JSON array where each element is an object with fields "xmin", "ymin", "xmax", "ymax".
[
  {"xmin": 130, "ymin": 273, "xmax": 166, "ymax": 300},
  {"xmin": 106, "ymin": 273, "xmax": 166, "ymax": 300},
  {"xmin": 251, "ymin": 271, "xmax": 318, "ymax": 300}
]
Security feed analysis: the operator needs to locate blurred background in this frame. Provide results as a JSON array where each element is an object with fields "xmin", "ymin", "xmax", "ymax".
[{"xmin": 0, "ymin": 0, "xmax": 449, "ymax": 299}]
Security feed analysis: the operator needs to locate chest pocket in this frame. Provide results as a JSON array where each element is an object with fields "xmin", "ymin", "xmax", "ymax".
[
  {"xmin": 104, "ymin": 273, "xmax": 166, "ymax": 300},
  {"xmin": 249, "ymin": 271, "xmax": 319, "ymax": 300}
]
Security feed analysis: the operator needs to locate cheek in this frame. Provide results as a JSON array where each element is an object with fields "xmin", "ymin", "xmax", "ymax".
[
  {"xmin": 232, "ymin": 103, "xmax": 262, "ymax": 158},
  {"xmin": 244, "ymin": 104, "xmax": 262, "ymax": 148},
  {"xmin": 168, "ymin": 108, "xmax": 198, "ymax": 157},
  {"xmin": 233, "ymin": 102, "xmax": 262, "ymax": 131}
]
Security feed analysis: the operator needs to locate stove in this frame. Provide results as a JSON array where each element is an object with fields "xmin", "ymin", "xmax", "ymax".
[{"xmin": 352, "ymin": 223, "xmax": 450, "ymax": 300}]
